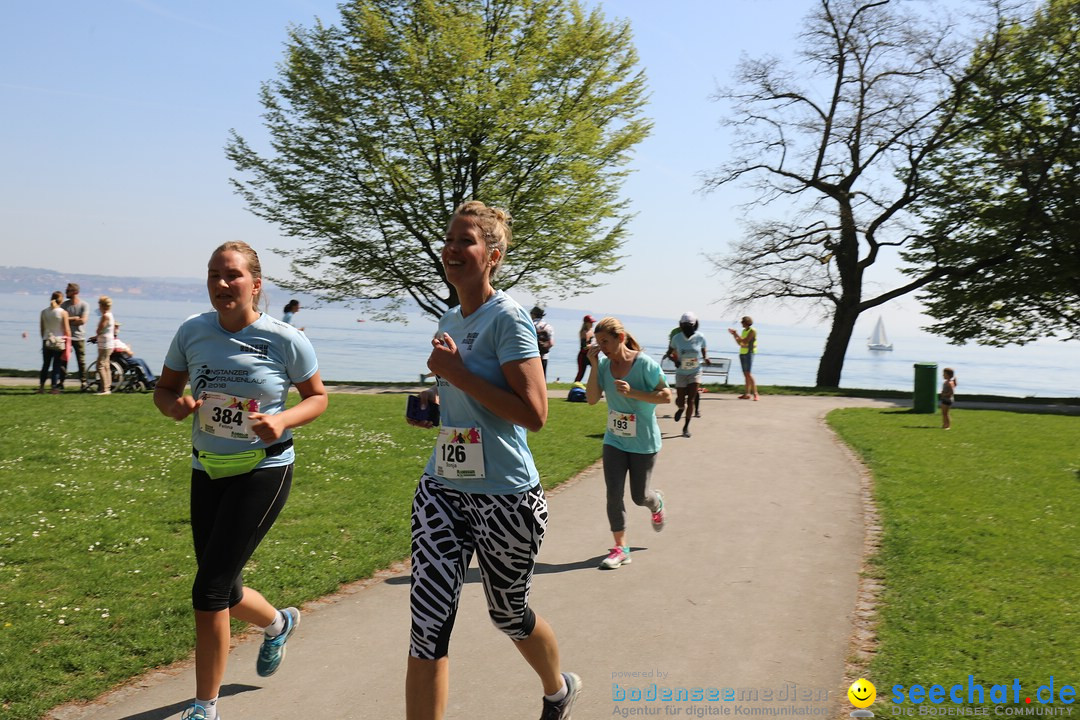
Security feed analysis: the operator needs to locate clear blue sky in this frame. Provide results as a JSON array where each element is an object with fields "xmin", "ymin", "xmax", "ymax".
[{"xmin": 1, "ymin": 0, "xmax": 942, "ymax": 336}]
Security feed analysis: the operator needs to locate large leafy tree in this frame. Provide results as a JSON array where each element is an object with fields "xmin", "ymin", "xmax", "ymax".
[
  {"xmin": 903, "ymin": 0, "xmax": 1080, "ymax": 345},
  {"xmin": 702, "ymin": 0, "xmax": 1006, "ymax": 387},
  {"xmin": 228, "ymin": 0, "xmax": 650, "ymax": 319}
]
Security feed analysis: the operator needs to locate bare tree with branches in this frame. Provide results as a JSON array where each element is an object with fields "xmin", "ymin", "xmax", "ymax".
[{"xmin": 703, "ymin": 0, "xmax": 1007, "ymax": 387}]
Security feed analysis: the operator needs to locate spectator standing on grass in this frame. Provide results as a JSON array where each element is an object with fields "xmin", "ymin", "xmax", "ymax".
[
  {"xmin": 38, "ymin": 290, "xmax": 71, "ymax": 394},
  {"xmin": 154, "ymin": 241, "xmax": 328, "ymax": 720},
  {"xmin": 60, "ymin": 282, "xmax": 89, "ymax": 386},
  {"xmin": 940, "ymin": 367, "xmax": 957, "ymax": 430},
  {"xmin": 585, "ymin": 316, "xmax": 670, "ymax": 570},
  {"xmin": 572, "ymin": 314, "xmax": 595, "ymax": 383},
  {"xmin": 531, "ymin": 305, "xmax": 554, "ymax": 378},
  {"xmin": 668, "ymin": 311, "xmax": 710, "ymax": 437},
  {"xmin": 92, "ymin": 296, "xmax": 115, "ymax": 395},
  {"xmin": 404, "ymin": 201, "xmax": 580, "ymax": 720},
  {"xmin": 728, "ymin": 316, "xmax": 758, "ymax": 401}
]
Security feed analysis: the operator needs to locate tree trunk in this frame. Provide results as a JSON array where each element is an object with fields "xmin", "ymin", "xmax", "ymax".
[
  {"xmin": 815, "ymin": 196, "xmax": 862, "ymax": 387},
  {"xmin": 815, "ymin": 302, "xmax": 859, "ymax": 387}
]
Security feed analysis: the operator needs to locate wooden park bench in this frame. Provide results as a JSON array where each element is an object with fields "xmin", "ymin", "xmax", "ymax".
[{"xmin": 658, "ymin": 355, "xmax": 732, "ymax": 385}]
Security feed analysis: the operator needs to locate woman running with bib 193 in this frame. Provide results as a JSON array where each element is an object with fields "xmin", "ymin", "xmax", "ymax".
[
  {"xmin": 405, "ymin": 201, "xmax": 580, "ymax": 720},
  {"xmin": 585, "ymin": 316, "xmax": 671, "ymax": 570},
  {"xmin": 154, "ymin": 242, "xmax": 328, "ymax": 720}
]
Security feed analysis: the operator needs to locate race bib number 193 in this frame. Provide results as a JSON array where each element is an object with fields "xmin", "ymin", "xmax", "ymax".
[
  {"xmin": 198, "ymin": 392, "xmax": 260, "ymax": 441},
  {"xmin": 608, "ymin": 410, "xmax": 637, "ymax": 438}
]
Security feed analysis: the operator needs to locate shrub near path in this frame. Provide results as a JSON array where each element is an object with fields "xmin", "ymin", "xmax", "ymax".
[
  {"xmin": 0, "ymin": 389, "xmax": 607, "ymax": 720},
  {"xmin": 828, "ymin": 407, "xmax": 1080, "ymax": 707}
]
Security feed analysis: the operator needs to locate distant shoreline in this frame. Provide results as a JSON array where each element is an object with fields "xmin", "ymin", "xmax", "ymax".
[{"xmin": 3, "ymin": 369, "xmax": 1078, "ymax": 411}]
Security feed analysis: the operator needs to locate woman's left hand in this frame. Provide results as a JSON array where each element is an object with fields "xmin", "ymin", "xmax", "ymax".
[
  {"xmin": 426, "ymin": 333, "xmax": 465, "ymax": 382},
  {"xmin": 248, "ymin": 412, "xmax": 286, "ymax": 444},
  {"xmin": 613, "ymin": 379, "xmax": 631, "ymax": 396}
]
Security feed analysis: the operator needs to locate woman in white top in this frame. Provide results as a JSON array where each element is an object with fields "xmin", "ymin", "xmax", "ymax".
[
  {"xmin": 38, "ymin": 290, "xmax": 71, "ymax": 393},
  {"xmin": 94, "ymin": 296, "xmax": 116, "ymax": 395}
]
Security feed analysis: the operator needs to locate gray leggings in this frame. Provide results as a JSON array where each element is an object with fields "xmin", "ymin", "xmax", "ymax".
[{"xmin": 603, "ymin": 444, "xmax": 661, "ymax": 533}]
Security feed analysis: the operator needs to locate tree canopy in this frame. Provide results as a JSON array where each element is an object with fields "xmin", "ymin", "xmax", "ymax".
[
  {"xmin": 702, "ymin": 0, "xmax": 1006, "ymax": 387},
  {"xmin": 227, "ymin": 0, "xmax": 651, "ymax": 320},
  {"xmin": 903, "ymin": 0, "xmax": 1080, "ymax": 345}
]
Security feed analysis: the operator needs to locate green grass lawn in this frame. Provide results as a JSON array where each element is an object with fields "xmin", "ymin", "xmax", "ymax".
[
  {"xmin": 5, "ymin": 387, "xmax": 1078, "ymax": 718},
  {"xmin": 0, "ymin": 388, "xmax": 608, "ymax": 720},
  {"xmin": 827, "ymin": 407, "xmax": 1080, "ymax": 708}
]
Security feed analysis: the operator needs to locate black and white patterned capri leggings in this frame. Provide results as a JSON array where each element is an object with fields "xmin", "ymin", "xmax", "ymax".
[{"xmin": 409, "ymin": 474, "xmax": 548, "ymax": 660}]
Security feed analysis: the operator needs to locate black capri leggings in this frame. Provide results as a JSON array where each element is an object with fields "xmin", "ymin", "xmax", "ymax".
[{"xmin": 190, "ymin": 464, "xmax": 292, "ymax": 612}]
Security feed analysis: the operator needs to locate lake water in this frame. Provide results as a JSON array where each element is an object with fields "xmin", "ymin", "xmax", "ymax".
[{"xmin": 5, "ymin": 293, "xmax": 1076, "ymax": 398}]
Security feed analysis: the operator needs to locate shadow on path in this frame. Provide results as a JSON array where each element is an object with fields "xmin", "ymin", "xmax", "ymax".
[{"xmin": 115, "ymin": 684, "xmax": 260, "ymax": 720}]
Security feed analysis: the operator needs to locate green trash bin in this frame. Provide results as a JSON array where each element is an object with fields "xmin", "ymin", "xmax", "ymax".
[{"xmin": 913, "ymin": 362, "xmax": 938, "ymax": 413}]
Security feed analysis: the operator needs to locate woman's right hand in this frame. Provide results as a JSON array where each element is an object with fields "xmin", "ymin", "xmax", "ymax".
[
  {"xmin": 164, "ymin": 394, "xmax": 201, "ymax": 422},
  {"xmin": 406, "ymin": 387, "xmax": 439, "ymax": 429},
  {"xmin": 154, "ymin": 367, "xmax": 201, "ymax": 421}
]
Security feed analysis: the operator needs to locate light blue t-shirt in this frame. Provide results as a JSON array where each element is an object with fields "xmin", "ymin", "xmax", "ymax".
[
  {"xmin": 598, "ymin": 352, "xmax": 667, "ymax": 454},
  {"xmin": 164, "ymin": 312, "xmax": 319, "ymax": 470},
  {"xmin": 423, "ymin": 291, "xmax": 541, "ymax": 495},
  {"xmin": 670, "ymin": 332, "xmax": 708, "ymax": 375}
]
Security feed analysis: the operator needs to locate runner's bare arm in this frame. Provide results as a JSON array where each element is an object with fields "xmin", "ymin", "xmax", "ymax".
[{"xmin": 154, "ymin": 366, "xmax": 200, "ymax": 421}]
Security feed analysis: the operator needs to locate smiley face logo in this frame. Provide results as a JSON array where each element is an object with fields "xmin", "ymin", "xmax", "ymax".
[{"xmin": 848, "ymin": 678, "xmax": 876, "ymax": 708}]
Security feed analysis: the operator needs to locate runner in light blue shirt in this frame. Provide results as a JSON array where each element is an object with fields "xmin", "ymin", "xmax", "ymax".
[
  {"xmin": 421, "ymin": 289, "xmax": 541, "ymax": 494},
  {"xmin": 585, "ymin": 316, "xmax": 671, "ymax": 570},
  {"xmin": 154, "ymin": 241, "xmax": 328, "ymax": 720},
  {"xmin": 668, "ymin": 311, "xmax": 710, "ymax": 437},
  {"xmin": 164, "ymin": 310, "xmax": 319, "ymax": 469},
  {"xmin": 403, "ymin": 201, "xmax": 579, "ymax": 718}
]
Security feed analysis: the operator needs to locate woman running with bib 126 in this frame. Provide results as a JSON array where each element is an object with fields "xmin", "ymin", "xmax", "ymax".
[
  {"xmin": 154, "ymin": 241, "xmax": 328, "ymax": 720},
  {"xmin": 405, "ymin": 201, "xmax": 580, "ymax": 720},
  {"xmin": 585, "ymin": 316, "xmax": 671, "ymax": 570}
]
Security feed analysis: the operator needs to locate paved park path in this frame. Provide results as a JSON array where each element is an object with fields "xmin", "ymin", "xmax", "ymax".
[{"xmin": 48, "ymin": 391, "xmax": 901, "ymax": 720}]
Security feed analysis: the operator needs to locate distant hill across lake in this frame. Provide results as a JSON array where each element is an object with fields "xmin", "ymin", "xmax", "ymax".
[{"xmin": 0, "ymin": 266, "xmax": 304, "ymax": 304}]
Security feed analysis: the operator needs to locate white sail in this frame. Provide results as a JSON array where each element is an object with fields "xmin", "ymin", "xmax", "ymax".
[{"xmin": 868, "ymin": 316, "xmax": 893, "ymax": 351}]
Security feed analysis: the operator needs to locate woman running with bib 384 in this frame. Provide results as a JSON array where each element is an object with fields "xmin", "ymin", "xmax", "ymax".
[
  {"xmin": 405, "ymin": 201, "xmax": 580, "ymax": 720},
  {"xmin": 154, "ymin": 241, "xmax": 328, "ymax": 720}
]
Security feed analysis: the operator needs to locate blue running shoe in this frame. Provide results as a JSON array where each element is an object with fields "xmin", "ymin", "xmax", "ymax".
[
  {"xmin": 256, "ymin": 607, "xmax": 300, "ymax": 677},
  {"xmin": 180, "ymin": 702, "xmax": 215, "ymax": 720},
  {"xmin": 540, "ymin": 672, "xmax": 582, "ymax": 720}
]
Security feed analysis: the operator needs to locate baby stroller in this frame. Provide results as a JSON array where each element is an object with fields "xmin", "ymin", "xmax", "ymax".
[{"xmin": 82, "ymin": 334, "xmax": 157, "ymax": 393}]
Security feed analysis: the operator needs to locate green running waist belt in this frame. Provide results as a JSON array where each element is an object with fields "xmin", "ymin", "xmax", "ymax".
[{"xmin": 193, "ymin": 440, "xmax": 292, "ymax": 480}]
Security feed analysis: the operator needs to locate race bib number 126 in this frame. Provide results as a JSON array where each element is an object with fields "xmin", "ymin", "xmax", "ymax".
[{"xmin": 436, "ymin": 426, "xmax": 485, "ymax": 480}]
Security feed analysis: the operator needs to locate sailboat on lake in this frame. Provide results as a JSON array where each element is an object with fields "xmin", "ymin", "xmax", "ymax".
[{"xmin": 867, "ymin": 316, "xmax": 893, "ymax": 351}]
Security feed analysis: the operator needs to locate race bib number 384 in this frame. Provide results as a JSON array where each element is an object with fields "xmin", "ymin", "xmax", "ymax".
[
  {"xmin": 436, "ymin": 426, "xmax": 485, "ymax": 480},
  {"xmin": 198, "ymin": 392, "xmax": 260, "ymax": 440}
]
